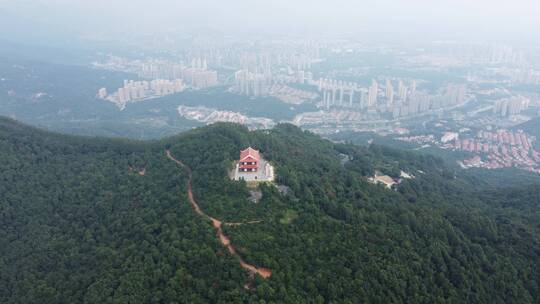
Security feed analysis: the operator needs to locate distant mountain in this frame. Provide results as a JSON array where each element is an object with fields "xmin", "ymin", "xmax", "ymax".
[{"xmin": 1, "ymin": 117, "xmax": 540, "ymax": 303}]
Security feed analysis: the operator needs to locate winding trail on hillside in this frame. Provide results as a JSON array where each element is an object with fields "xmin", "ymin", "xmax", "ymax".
[{"xmin": 166, "ymin": 150, "xmax": 272, "ymax": 279}]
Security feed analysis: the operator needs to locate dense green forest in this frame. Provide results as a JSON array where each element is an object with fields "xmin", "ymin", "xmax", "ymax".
[{"xmin": 1, "ymin": 116, "xmax": 540, "ymax": 303}]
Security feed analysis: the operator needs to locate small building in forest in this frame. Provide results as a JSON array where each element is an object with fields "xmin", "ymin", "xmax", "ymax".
[
  {"xmin": 368, "ymin": 171, "xmax": 397, "ymax": 189},
  {"xmin": 238, "ymin": 147, "xmax": 260, "ymax": 172},
  {"xmin": 232, "ymin": 147, "xmax": 274, "ymax": 183}
]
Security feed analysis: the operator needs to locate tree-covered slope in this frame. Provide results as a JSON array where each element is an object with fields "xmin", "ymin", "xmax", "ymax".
[
  {"xmin": 1, "ymin": 117, "xmax": 540, "ymax": 303},
  {"xmin": 0, "ymin": 119, "xmax": 251, "ymax": 303}
]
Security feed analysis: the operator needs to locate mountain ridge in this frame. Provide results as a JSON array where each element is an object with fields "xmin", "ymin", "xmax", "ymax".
[{"xmin": 1, "ymin": 116, "xmax": 540, "ymax": 303}]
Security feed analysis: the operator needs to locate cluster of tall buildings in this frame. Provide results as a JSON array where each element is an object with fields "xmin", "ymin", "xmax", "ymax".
[
  {"xmin": 141, "ymin": 58, "xmax": 217, "ymax": 89},
  {"xmin": 230, "ymin": 44, "xmax": 320, "ymax": 97},
  {"xmin": 186, "ymin": 39, "xmax": 321, "ymax": 73},
  {"xmin": 99, "ymin": 79, "xmax": 186, "ymax": 109},
  {"xmin": 318, "ymin": 78, "xmax": 418, "ymax": 110},
  {"xmin": 139, "ymin": 61, "xmax": 186, "ymax": 80},
  {"xmin": 450, "ymin": 44, "xmax": 528, "ymax": 66},
  {"xmin": 504, "ymin": 68, "xmax": 540, "ymax": 85},
  {"xmin": 318, "ymin": 79, "xmax": 360, "ymax": 108},
  {"xmin": 317, "ymin": 78, "xmax": 466, "ymax": 118},
  {"xmin": 234, "ymin": 70, "xmax": 270, "ymax": 97},
  {"xmin": 96, "ymin": 56, "xmax": 219, "ymax": 89},
  {"xmin": 237, "ymin": 48, "xmax": 318, "ymax": 73},
  {"xmin": 233, "ymin": 69, "xmax": 313, "ymax": 97},
  {"xmin": 395, "ymin": 84, "xmax": 466, "ymax": 118},
  {"xmin": 392, "ymin": 91, "xmax": 431, "ymax": 118},
  {"xmin": 488, "ymin": 45, "xmax": 526, "ymax": 66},
  {"xmin": 182, "ymin": 68, "xmax": 218, "ymax": 89},
  {"xmin": 493, "ymin": 97, "xmax": 530, "ymax": 117}
]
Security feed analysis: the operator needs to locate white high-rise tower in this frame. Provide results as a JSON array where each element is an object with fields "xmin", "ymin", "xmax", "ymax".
[
  {"xmin": 368, "ymin": 80, "xmax": 378, "ymax": 108},
  {"xmin": 385, "ymin": 79, "xmax": 394, "ymax": 107}
]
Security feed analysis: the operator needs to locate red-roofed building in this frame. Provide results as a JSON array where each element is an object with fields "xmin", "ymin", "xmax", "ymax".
[{"xmin": 239, "ymin": 147, "xmax": 260, "ymax": 172}]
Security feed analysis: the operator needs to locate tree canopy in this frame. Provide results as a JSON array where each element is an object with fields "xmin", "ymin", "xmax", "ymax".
[{"xmin": 1, "ymin": 117, "xmax": 540, "ymax": 303}]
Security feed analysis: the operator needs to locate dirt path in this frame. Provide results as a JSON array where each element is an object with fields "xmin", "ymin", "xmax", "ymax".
[{"xmin": 166, "ymin": 150, "xmax": 272, "ymax": 279}]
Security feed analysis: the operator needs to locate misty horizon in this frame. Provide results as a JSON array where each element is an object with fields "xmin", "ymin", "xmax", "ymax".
[{"xmin": 1, "ymin": 0, "xmax": 540, "ymax": 45}]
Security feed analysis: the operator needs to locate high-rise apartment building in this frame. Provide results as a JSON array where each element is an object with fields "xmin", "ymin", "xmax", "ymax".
[
  {"xmin": 368, "ymin": 80, "xmax": 378, "ymax": 108},
  {"xmin": 385, "ymin": 79, "xmax": 394, "ymax": 107}
]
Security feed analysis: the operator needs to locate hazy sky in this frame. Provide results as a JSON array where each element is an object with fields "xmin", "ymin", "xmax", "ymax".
[{"xmin": 1, "ymin": 0, "xmax": 539, "ymax": 42}]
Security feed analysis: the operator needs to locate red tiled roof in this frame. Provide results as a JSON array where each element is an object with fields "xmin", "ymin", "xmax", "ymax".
[{"xmin": 240, "ymin": 147, "xmax": 260, "ymax": 161}]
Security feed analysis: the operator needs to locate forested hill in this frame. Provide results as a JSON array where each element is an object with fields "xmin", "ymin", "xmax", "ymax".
[{"xmin": 2, "ymin": 116, "xmax": 540, "ymax": 303}]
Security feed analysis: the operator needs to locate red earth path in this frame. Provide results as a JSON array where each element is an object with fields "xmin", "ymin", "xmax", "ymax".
[{"xmin": 166, "ymin": 150, "xmax": 272, "ymax": 279}]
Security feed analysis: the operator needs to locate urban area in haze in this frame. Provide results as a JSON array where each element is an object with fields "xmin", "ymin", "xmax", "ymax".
[
  {"xmin": 2, "ymin": 1, "xmax": 540, "ymax": 173},
  {"xmin": 2, "ymin": 1, "xmax": 540, "ymax": 303}
]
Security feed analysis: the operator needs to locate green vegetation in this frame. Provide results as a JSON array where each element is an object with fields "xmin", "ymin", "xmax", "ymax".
[
  {"xmin": 1, "ymin": 117, "xmax": 540, "ymax": 303},
  {"xmin": 279, "ymin": 209, "xmax": 298, "ymax": 225}
]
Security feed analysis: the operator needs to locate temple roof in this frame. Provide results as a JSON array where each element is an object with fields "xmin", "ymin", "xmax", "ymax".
[{"xmin": 240, "ymin": 147, "xmax": 260, "ymax": 161}]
